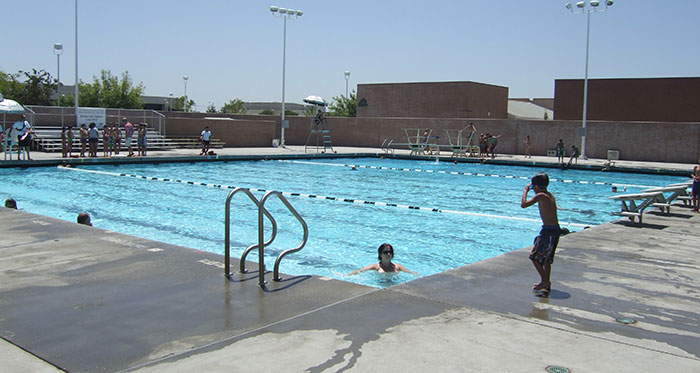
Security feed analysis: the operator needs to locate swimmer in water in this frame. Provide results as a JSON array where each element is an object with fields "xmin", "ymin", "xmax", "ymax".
[{"xmin": 349, "ymin": 243, "xmax": 418, "ymax": 275}]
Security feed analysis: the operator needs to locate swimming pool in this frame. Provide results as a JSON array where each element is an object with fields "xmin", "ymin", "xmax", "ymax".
[{"xmin": 0, "ymin": 157, "xmax": 686, "ymax": 287}]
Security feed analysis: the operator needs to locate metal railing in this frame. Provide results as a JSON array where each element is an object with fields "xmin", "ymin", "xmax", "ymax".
[
  {"xmin": 224, "ymin": 188, "xmax": 277, "ymax": 279},
  {"xmin": 24, "ymin": 106, "xmax": 167, "ymax": 136},
  {"xmin": 224, "ymin": 188, "xmax": 308, "ymax": 286}
]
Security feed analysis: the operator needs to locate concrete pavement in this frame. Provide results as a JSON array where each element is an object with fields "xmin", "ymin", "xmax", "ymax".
[{"xmin": 1, "ymin": 147, "xmax": 699, "ymax": 372}]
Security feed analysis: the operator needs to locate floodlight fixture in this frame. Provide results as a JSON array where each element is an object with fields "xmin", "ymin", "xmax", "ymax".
[
  {"xmin": 270, "ymin": 6, "xmax": 279, "ymax": 12},
  {"xmin": 576, "ymin": 1, "xmax": 585, "ymax": 8},
  {"xmin": 565, "ymin": 2, "xmax": 572, "ymax": 10},
  {"xmin": 279, "ymin": 7, "xmax": 287, "ymax": 14},
  {"xmin": 590, "ymin": 0, "xmax": 600, "ymax": 7},
  {"xmin": 606, "ymin": 0, "xmax": 613, "ymax": 6},
  {"xmin": 53, "ymin": 43, "xmax": 64, "ymax": 105},
  {"xmin": 296, "ymin": 10, "xmax": 303, "ymax": 16}
]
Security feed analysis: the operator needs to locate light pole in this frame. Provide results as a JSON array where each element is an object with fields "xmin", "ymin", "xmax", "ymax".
[
  {"xmin": 270, "ymin": 5, "xmax": 303, "ymax": 147},
  {"xmin": 183, "ymin": 75, "xmax": 188, "ymax": 112},
  {"xmin": 74, "ymin": 0, "xmax": 79, "ymax": 115},
  {"xmin": 53, "ymin": 43, "xmax": 63, "ymax": 106},
  {"xmin": 565, "ymin": 0, "xmax": 613, "ymax": 160},
  {"xmin": 344, "ymin": 71, "xmax": 350, "ymax": 98}
]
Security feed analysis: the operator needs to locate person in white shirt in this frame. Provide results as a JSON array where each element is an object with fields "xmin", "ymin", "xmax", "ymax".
[
  {"xmin": 200, "ymin": 126, "xmax": 212, "ymax": 155},
  {"xmin": 13, "ymin": 115, "xmax": 33, "ymax": 160}
]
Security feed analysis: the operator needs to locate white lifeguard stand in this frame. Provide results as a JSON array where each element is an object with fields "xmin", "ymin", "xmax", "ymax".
[{"xmin": 303, "ymin": 95, "xmax": 335, "ymax": 153}]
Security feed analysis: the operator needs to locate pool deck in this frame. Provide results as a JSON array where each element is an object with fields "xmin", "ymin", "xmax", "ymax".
[{"xmin": 2, "ymin": 147, "xmax": 700, "ymax": 372}]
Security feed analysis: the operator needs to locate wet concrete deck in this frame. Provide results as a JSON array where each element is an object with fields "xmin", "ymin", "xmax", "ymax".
[{"xmin": 2, "ymin": 147, "xmax": 699, "ymax": 372}]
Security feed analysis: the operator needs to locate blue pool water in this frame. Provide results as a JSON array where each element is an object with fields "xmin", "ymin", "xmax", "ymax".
[{"xmin": 0, "ymin": 158, "xmax": 686, "ymax": 287}]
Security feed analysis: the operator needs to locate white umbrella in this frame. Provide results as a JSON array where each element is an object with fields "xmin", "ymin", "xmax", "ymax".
[
  {"xmin": 1, "ymin": 94, "xmax": 26, "ymax": 160},
  {"xmin": 303, "ymin": 95, "xmax": 328, "ymax": 106},
  {"xmin": 0, "ymin": 94, "xmax": 26, "ymax": 114}
]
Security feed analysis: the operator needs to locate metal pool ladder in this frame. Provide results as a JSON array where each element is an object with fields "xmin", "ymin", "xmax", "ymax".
[{"xmin": 224, "ymin": 187, "xmax": 309, "ymax": 286}]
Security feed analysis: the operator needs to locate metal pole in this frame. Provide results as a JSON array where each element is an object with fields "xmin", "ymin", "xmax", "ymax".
[
  {"xmin": 184, "ymin": 77, "xmax": 188, "ymax": 113},
  {"xmin": 56, "ymin": 54, "xmax": 60, "ymax": 106},
  {"xmin": 74, "ymin": 0, "xmax": 79, "ymax": 123},
  {"xmin": 280, "ymin": 15, "xmax": 287, "ymax": 147},
  {"xmin": 580, "ymin": 11, "xmax": 591, "ymax": 160},
  {"xmin": 258, "ymin": 196, "xmax": 266, "ymax": 286}
]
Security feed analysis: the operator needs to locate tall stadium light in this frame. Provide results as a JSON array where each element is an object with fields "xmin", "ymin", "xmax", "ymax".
[
  {"xmin": 344, "ymin": 71, "xmax": 351, "ymax": 97},
  {"xmin": 270, "ymin": 5, "xmax": 303, "ymax": 147},
  {"xmin": 183, "ymin": 75, "xmax": 188, "ymax": 112},
  {"xmin": 53, "ymin": 43, "xmax": 63, "ymax": 106},
  {"xmin": 564, "ymin": 0, "xmax": 613, "ymax": 160},
  {"xmin": 74, "ymin": 0, "xmax": 79, "ymax": 115}
]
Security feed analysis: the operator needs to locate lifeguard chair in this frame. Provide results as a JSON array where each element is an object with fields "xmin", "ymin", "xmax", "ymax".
[{"xmin": 303, "ymin": 95, "xmax": 335, "ymax": 153}]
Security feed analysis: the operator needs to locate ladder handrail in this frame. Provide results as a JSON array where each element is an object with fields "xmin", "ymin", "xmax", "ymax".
[
  {"xmin": 224, "ymin": 187, "xmax": 277, "ymax": 278},
  {"xmin": 380, "ymin": 138, "xmax": 395, "ymax": 155},
  {"xmin": 258, "ymin": 191, "xmax": 309, "ymax": 283}
]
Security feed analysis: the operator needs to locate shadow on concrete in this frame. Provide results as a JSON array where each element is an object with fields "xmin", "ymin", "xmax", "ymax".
[
  {"xmin": 612, "ymin": 221, "xmax": 668, "ymax": 230},
  {"xmin": 647, "ymin": 211, "xmax": 693, "ymax": 219},
  {"xmin": 534, "ymin": 288, "xmax": 571, "ymax": 300},
  {"xmin": 262, "ymin": 275, "xmax": 313, "ymax": 293}
]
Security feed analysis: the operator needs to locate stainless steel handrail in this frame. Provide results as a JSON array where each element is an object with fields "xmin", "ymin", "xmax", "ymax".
[
  {"xmin": 224, "ymin": 187, "xmax": 277, "ymax": 278},
  {"xmin": 381, "ymin": 138, "xmax": 394, "ymax": 155},
  {"xmin": 258, "ymin": 191, "xmax": 309, "ymax": 284}
]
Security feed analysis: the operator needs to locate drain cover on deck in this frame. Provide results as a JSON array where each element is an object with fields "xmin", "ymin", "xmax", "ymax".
[{"xmin": 546, "ymin": 366, "xmax": 571, "ymax": 373}]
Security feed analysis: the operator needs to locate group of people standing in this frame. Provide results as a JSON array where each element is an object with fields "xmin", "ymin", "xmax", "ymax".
[
  {"xmin": 479, "ymin": 132, "xmax": 502, "ymax": 159},
  {"xmin": 556, "ymin": 139, "xmax": 580, "ymax": 167},
  {"xmin": 60, "ymin": 117, "xmax": 147, "ymax": 158}
]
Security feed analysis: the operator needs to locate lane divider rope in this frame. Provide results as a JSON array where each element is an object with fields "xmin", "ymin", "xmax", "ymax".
[
  {"xmin": 58, "ymin": 166, "xmax": 590, "ymax": 228},
  {"xmin": 279, "ymin": 160, "xmax": 659, "ymax": 189}
]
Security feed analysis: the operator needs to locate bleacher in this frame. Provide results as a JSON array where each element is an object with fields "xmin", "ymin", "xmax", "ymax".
[
  {"xmin": 31, "ymin": 127, "xmax": 176, "ymax": 152},
  {"xmin": 164, "ymin": 136, "xmax": 225, "ymax": 149},
  {"xmin": 29, "ymin": 127, "xmax": 224, "ymax": 152}
]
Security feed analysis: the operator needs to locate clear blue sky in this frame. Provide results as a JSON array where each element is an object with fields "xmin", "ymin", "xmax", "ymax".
[{"xmin": 2, "ymin": 0, "xmax": 698, "ymax": 111}]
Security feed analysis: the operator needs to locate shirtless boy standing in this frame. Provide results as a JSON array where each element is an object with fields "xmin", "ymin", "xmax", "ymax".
[{"xmin": 521, "ymin": 173, "xmax": 560, "ymax": 296}]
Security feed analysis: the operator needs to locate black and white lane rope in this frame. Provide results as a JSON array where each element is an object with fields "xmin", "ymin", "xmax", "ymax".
[
  {"xmin": 58, "ymin": 166, "xmax": 590, "ymax": 228},
  {"xmin": 279, "ymin": 160, "xmax": 658, "ymax": 190}
]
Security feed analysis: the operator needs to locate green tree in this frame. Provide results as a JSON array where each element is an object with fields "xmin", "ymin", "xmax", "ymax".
[
  {"xmin": 80, "ymin": 70, "xmax": 144, "ymax": 109},
  {"xmin": 303, "ymin": 105, "xmax": 317, "ymax": 116},
  {"xmin": 172, "ymin": 96, "xmax": 195, "ymax": 112},
  {"xmin": 0, "ymin": 71, "xmax": 24, "ymax": 100},
  {"xmin": 259, "ymin": 109, "xmax": 274, "ymax": 115},
  {"xmin": 328, "ymin": 90, "xmax": 356, "ymax": 117},
  {"xmin": 284, "ymin": 109, "xmax": 298, "ymax": 116},
  {"xmin": 206, "ymin": 103, "xmax": 217, "ymax": 113},
  {"xmin": 185, "ymin": 99, "xmax": 195, "ymax": 112},
  {"xmin": 58, "ymin": 94, "xmax": 75, "ymax": 107},
  {"xmin": 220, "ymin": 98, "xmax": 246, "ymax": 114},
  {"xmin": 0, "ymin": 69, "xmax": 57, "ymax": 106}
]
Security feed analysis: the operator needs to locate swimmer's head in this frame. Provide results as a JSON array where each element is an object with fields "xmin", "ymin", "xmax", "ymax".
[
  {"xmin": 531, "ymin": 173, "xmax": 549, "ymax": 191},
  {"xmin": 377, "ymin": 243, "xmax": 394, "ymax": 261},
  {"xmin": 77, "ymin": 212, "xmax": 92, "ymax": 226}
]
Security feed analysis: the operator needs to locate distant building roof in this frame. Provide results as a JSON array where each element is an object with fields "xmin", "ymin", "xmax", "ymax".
[{"xmin": 507, "ymin": 99, "xmax": 553, "ymax": 120}]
